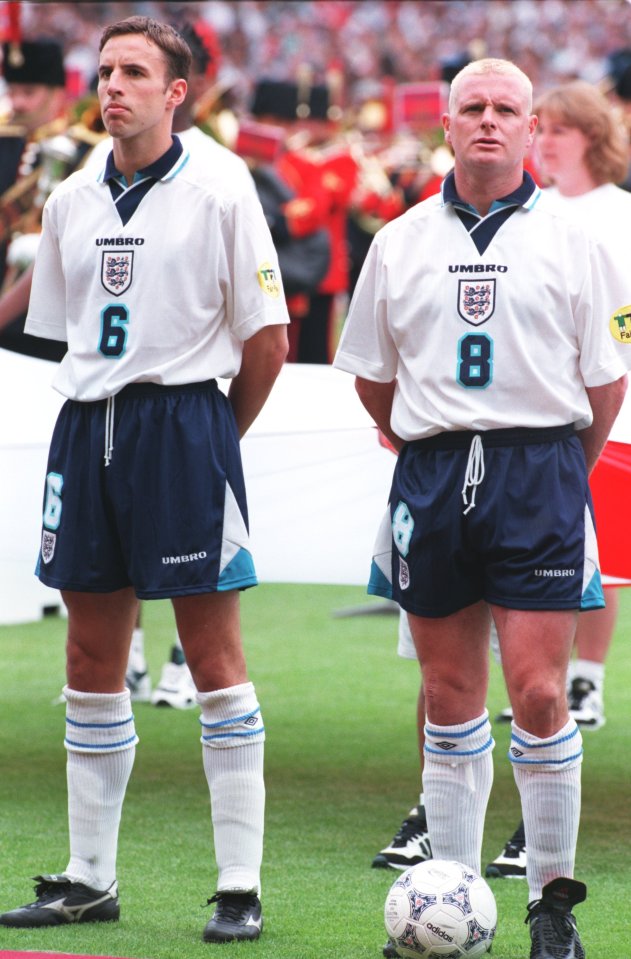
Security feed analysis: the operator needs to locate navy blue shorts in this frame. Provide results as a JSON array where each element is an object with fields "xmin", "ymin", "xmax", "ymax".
[
  {"xmin": 36, "ymin": 381, "xmax": 257, "ymax": 599},
  {"xmin": 368, "ymin": 426, "xmax": 604, "ymax": 617}
]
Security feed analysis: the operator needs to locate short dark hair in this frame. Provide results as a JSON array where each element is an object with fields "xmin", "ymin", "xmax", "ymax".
[{"xmin": 99, "ymin": 16, "xmax": 191, "ymax": 85}]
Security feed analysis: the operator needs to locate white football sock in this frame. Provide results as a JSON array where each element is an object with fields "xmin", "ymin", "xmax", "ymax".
[
  {"xmin": 422, "ymin": 710, "xmax": 494, "ymax": 874},
  {"xmin": 198, "ymin": 682, "xmax": 265, "ymax": 894},
  {"xmin": 510, "ymin": 718, "xmax": 583, "ymax": 900},
  {"xmin": 64, "ymin": 686, "xmax": 137, "ymax": 890}
]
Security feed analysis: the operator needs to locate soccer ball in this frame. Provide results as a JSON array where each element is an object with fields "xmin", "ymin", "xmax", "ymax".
[{"xmin": 384, "ymin": 859, "xmax": 497, "ymax": 958}]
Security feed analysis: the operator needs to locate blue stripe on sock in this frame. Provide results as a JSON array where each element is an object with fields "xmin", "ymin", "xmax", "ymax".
[
  {"xmin": 511, "ymin": 724, "xmax": 580, "ymax": 751},
  {"xmin": 65, "ymin": 733, "xmax": 138, "ymax": 750},
  {"xmin": 66, "ymin": 715, "xmax": 134, "ymax": 729},
  {"xmin": 200, "ymin": 707, "xmax": 260, "ymax": 731},
  {"xmin": 202, "ymin": 725, "xmax": 265, "ymax": 744},
  {"xmin": 425, "ymin": 716, "xmax": 489, "ymax": 739},
  {"xmin": 508, "ymin": 748, "xmax": 583, "ymax": 767}
]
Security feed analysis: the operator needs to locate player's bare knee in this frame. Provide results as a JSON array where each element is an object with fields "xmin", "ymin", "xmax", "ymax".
[
  {"xmin": 423, "ymin": 673, "xmax": 487, "ymax": 725},
  {"xmin": 510, "ymin": 677, "xmax": 566, "ymax": 734}
]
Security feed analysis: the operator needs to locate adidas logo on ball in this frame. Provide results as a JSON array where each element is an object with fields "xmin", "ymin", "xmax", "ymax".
[{"xmin": 426, "ymin": 922, "xmax": 453, "ymax": 942}]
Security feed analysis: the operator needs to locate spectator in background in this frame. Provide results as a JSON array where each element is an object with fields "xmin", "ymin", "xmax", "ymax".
[
  {"xmin": 14, "ymin": 1, "xmax": 631, "ymax": 114},
  {"xmin": 529, "ymin": 79, "xmax": 631, "ymax": 731},
  {"xmin": 247, "ymin": 78, "xmax": 332, "ymax": 351},
  {"xmin": 249, "ymin": 76, "xmax": 354, "ymax": 363},
  {"xmin": 604, "ymin": 46, "xmax": 631, "ymax": 190},
  {"xmin": 0, "ymin": 39, "xmax": 96, "ymax": 360},
  {"xmin": 486, "ymin": 78, "xmax": 631, "ymax": 883}
]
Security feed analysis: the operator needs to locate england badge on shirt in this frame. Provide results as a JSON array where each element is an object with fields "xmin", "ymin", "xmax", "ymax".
[
  {"xmin": 101, "ymin": 251, "xmax": 134, "ymax": 296},
  {"xmin": 458, "ymin": 279, "xmax": 496, "ymax": 326}
]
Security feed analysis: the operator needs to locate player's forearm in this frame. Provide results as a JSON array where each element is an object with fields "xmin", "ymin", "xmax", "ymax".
[
  {"xmin": 581, "ymin": 375, "xmax": 628, "ymax": 472},
  {"xmin": 355, "ymin": 376, "xmax": 403, "ymax": 452},
  {"xmin": 228, "ymin": 324, "xmax": 288, "ymax": 437},
  {"xmin": 0, "ymin": 264, "xmax": 33, "ymax": 331}
]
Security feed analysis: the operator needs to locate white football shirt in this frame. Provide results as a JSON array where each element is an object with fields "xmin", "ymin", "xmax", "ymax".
[
  {"xmin": 334, "ymin": 179, "xmax": 629, "ymax": 441},
  {"xmin": 26, "ymin": 139, "xmax": 288, "ymax": 402}
]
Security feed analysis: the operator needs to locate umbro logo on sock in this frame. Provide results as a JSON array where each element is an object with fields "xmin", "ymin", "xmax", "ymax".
[{"xmin": 436, "ymin": 741, "xmax": 456, "ymax": 750}]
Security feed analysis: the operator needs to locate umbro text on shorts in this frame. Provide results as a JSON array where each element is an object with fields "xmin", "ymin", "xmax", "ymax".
[
  {"xmin": 36, "ymin": 380, "xmax": 257, "ymax": 598},
  {"xmin": 368, "ymin": 425, "xmax": 604, "ymax": 618}
]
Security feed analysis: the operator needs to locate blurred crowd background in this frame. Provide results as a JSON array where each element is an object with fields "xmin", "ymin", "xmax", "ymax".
[{"xmin": 5, "ymin": 1, "xmax": 631, "ymax": 113}]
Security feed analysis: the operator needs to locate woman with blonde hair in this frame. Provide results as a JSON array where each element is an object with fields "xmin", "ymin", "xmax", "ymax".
[
  {"xmin": 487, "ymin": 78, "xmax": 631, "ymax": 883},
  {"xmin": 534, "ymin": 78, "xmax": 630, "ymax": 731},
  {"xmin": 535, "ymin": 79, "xmax": 629, "ymax": 193}
]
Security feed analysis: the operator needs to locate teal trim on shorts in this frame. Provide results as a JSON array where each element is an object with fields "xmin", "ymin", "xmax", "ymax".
[
  {"xmin": 581, "ymin": 568, "xmax": 605, "ymax": 611},
  {"xmin": 218, "ymin": 547, "xmax": 258, "ymax": 591},
  {"xmin": 368, "ymin": 560, "xmax": 393, "ymax": 599}
]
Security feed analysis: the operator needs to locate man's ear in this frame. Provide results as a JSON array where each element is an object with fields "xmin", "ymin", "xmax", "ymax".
[
  {"xmin": 525, "ymin": 113, "xmax": 538, "ymax": 150},
  {"xmin": 442, "ymin": 113, "xmax": 451, "ymax": 145},
  {"xmin": 168, "ymin": 77, "xmax": 187, "ymax": 110}
]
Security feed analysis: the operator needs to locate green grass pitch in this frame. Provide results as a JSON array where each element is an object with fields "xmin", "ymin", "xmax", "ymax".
[{"xmin": 0, "ymin": 583, "xmax": 629, "ymax": 958}]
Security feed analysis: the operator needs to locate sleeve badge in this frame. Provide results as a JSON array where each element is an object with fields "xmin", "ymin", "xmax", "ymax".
[
  {"xmin": 610, "ymin": 304, "xmax": 631, "ymax": 344},
  {"xmin": 257, "ymin": 261, "xmax": 280, "ymax": 299}
]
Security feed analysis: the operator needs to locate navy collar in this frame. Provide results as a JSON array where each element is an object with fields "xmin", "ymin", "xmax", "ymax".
[
  {"xmin": 441, "ymin": 170, "xmax": 539, "ymax": 214},
  {"xmin": 103, "ymin": 135, "xmax": 184, "ymax": 185},
  {"xmin": 441, "ymin": 170, "xmax": 541, "ymax": 255}
]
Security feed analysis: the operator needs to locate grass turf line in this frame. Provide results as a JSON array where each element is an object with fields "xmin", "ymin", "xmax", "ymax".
[{"xmin": 0, "ymin": 583, "xmax": 629, "ymax": 958}]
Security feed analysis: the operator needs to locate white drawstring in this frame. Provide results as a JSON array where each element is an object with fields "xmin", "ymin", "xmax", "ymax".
[
  {"xmin": 461, "ymin": 434, "xmax": 484, "ymax": 514},
  {"xmin": 104, "ymin": 395, "xmax": 115, "ymax": 466}
]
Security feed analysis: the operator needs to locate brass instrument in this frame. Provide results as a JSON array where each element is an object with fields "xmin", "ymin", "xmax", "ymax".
[
  {"xmin": 0, "ymin": 109, "xmax": 108, "ymax": 292},
  {"xmin": 1, "ymin": 103, "xmax": 106, "ymax": 234}
]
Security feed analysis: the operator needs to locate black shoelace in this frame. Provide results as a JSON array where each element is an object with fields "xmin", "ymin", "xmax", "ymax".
[
  {"xmin": 207, "ymin": 892, "xmax": 257, "ymax": 922},
  {"xmin": 392, "ymin": 814, "xmax": 427, "ymax": 847},
  {"xmin": 33, "ymin": 878, "xmax": 72, "ymax": 901}
]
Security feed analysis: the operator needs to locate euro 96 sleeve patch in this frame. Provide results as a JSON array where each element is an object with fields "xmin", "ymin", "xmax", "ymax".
[
  {"xmin": 610, "ymin": 304, "xmax": 631, "ymax": 344},
  {"xmin": 257, "ymin": 261, "xmax": 280, "ymax": 298}
]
